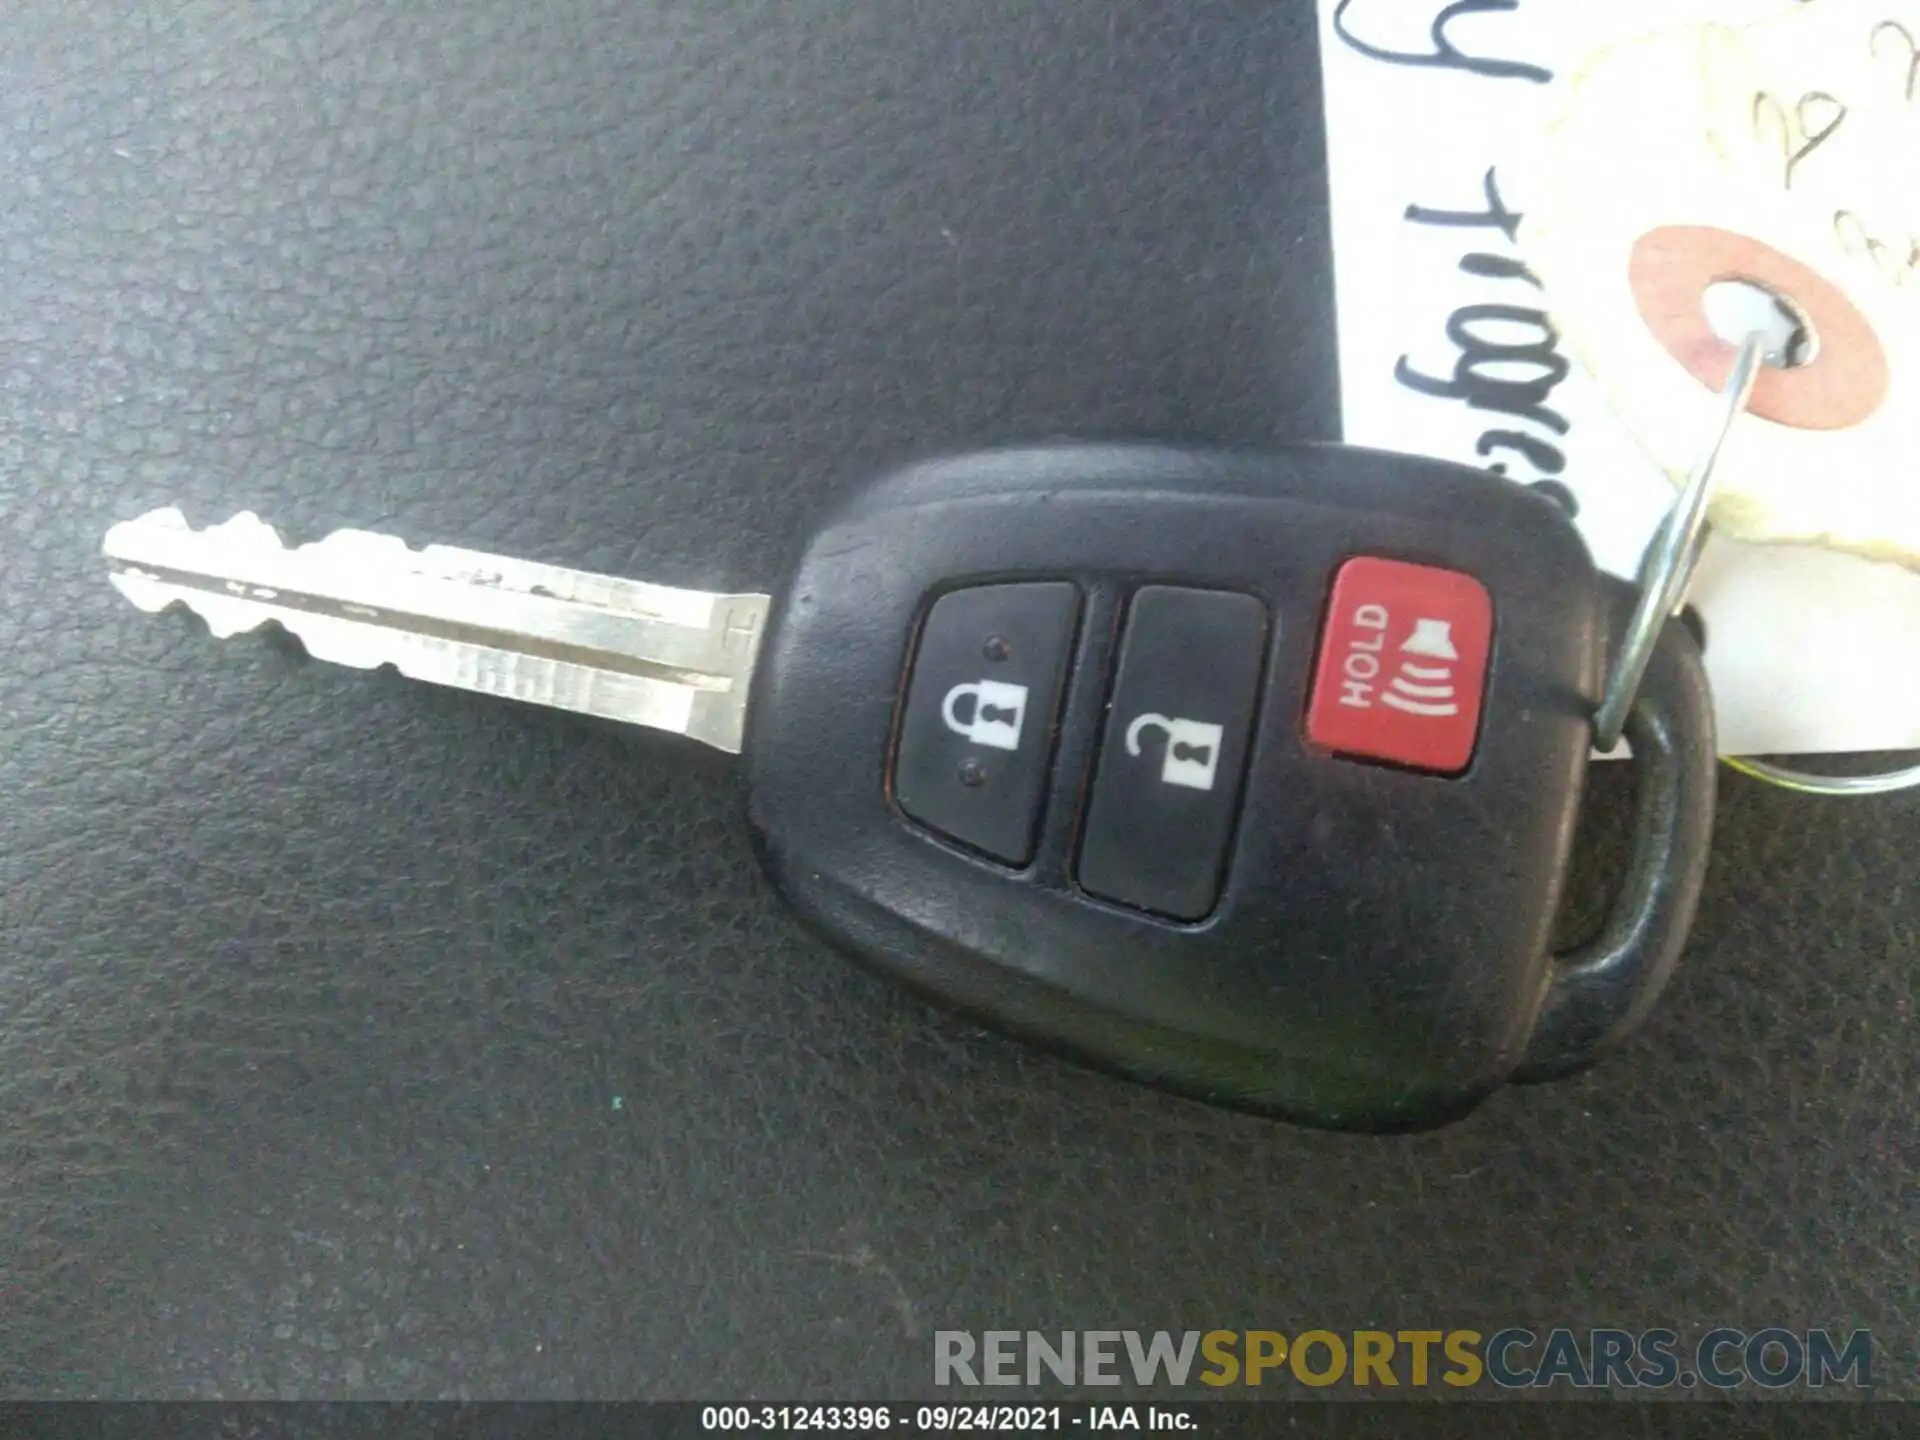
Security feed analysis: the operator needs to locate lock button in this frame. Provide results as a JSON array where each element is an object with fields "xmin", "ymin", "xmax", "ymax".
[
  {"xmin": 894, "ymin": 583, "xmax": 1080, "ymax": 865},
  {"xmin": 1077, "ymin": 587, "xmax": 1268, "ymax": 920}
]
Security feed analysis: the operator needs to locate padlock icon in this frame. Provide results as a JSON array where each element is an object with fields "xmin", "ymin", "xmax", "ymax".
[
  {"xmin": 1125, "ymin": 713, "xmax": 1226, "ymax": 791},
  {"xmin": 941, "ymin": 679, "xmax": 1030, "ymax": 751}
]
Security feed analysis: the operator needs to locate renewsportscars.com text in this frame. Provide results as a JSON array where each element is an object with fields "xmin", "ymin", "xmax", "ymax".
[{"xmin": 934, "ymin": 1328, "xmax": 1875, "ymax": 1391}]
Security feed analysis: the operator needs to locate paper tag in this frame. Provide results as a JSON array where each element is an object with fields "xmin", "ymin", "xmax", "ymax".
[
  {"xmin": 1522, "ymin": 0, "xmax": 1920, "ymax": 567},
  {"xmin": 1315, "ymin": 0, "xmax": 1920, "ymax": 756},
  {"xmin": 1707, "ymin": 5, "xmax": 1920, "ymax": 257}
]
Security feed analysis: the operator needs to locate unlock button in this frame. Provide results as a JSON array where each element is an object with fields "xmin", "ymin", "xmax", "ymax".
[{"xmin": 1079, "ymin": 588, "xmax": 1268, "ymax": 920}]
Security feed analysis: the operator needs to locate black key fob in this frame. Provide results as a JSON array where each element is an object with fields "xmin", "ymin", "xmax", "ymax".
[{"xmin": 745, "ymin": 444, "xmax": 1716, "ymax": 1131}]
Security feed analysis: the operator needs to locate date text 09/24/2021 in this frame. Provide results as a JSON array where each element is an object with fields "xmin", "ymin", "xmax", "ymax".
[{"xmin": 701, "ymin": 1408, "xmax": 1181, "ymax": 1433}]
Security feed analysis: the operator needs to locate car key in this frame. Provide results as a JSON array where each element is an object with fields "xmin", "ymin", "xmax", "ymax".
[{"xmin": 102, "ymin": 443, "xmax": 1716, "ymax": 1131}]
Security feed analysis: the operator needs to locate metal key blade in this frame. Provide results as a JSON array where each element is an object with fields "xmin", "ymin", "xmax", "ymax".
[{"xmin": 102, "ymin": 508, "xmax": 770, "ymax": 753}]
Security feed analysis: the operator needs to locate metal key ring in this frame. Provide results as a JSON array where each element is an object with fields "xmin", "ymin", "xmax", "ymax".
[
  {"xmin": 1592, "ymin": 330, "xmax": 1769, "ymax": 753},
  {"xmin": 1723, "ymin": 754, "xmax": 1920, "ymax": 796},
  {"xmin": 1591, "ymin": 326, "xmax": 1920, "ymax": 796}
]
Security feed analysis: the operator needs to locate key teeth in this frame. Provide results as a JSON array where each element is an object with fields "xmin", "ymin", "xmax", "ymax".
[
  {"xmin": 207, "ymin": 511, "xmax": 288, "ymax": 550},
  {"xmin": 301, "ymin": 528, "xmax": 416, "ymax": 563},
  {"xmin": 106, "ymin": 569, "xmax": 184, "ymax": 616},
  {"xmin": 101, "ymin": 506, "xmax": 188, "ymax": 558},
  {"xmin": 108, "ymin": 572, "xmax": 375, "ymax": 663},
  {"xmin": 196, "ymin": 595, "xmax": 283, "ymax": 640},
  {"xmin": 104, "ymin": 507, "xmax": 289, "ymax": 638},
  {"xmin": 112, "ymin": 578, "xmax": 279, "ymax": 640},
  {"xmin": 274, "ymin": 611, "xmax": 389, "ymax": 670},
  {"xmin": 104, "ymin": 507, "xmax": 426, "ymax": 570},
  {"xmin": 103, "ymin": 506, "xmax": 289, "ymax": 559}
]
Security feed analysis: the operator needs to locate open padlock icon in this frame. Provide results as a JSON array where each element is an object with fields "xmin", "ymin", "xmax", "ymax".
[
  {"xmin": 941, "ymin": 679, "xmax": 1030, "ymax": 751},
  {"xmin": 1125, "ymin": 713, "xmax": 1225, "ymax": 791}
]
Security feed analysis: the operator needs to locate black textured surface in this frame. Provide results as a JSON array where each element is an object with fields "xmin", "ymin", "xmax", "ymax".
[{"xmin": 1, "ymin": 0, "xmax": 1915, "ymax": 1404}]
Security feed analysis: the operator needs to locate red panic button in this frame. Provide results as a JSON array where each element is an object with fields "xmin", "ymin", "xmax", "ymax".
[{"xmin": 1307, "ymin": 557, "xmax": 1494, "ymax": 775}]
